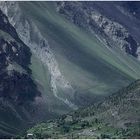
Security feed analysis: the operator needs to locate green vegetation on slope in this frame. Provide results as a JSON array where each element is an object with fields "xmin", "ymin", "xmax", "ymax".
[{"xmin": 25, "ymin": 80, "xmax": 140, "ymax": 139}]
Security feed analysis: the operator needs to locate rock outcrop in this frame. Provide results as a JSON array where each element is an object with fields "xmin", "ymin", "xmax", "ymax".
[
  {"xmin": 0, "ymin": 9, "xmax": 41, "ymax": 137},
  {"xmin": 56, "ymin": 2, "xmax": 140, "ymax": 58}
]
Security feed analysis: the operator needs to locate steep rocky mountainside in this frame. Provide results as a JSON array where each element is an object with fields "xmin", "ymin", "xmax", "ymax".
[
  {"xmin": 56, "ymin": 1, "xmax": 140, "ymax": 58},
  {"xmin": 1, "ymin": 1, "xmax": 140, "ymax": 109},
  {"xmin": 27, "ymin": 80, "xmax": 140, "ymax": 139},
  {"xmin": 0, "ymin": 1, "xmax": 140, "ymax": 138},
  {"xmin": 0, "ymin": 10, "xmax": 42, "ymax": 138}
]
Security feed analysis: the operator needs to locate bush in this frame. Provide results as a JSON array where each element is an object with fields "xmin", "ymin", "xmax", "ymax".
[
  {"xmin": 100, "ymin": 133, "xmax": 111, "ymax": 139},
  {"xmin": 61, "ymin": 124, "xmax": 70, "ymax": 133}
]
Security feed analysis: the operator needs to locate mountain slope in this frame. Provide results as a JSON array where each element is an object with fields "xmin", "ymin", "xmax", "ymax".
[
  {"xmin": 27, "ymin": 80, "xmax": 140, "ymax": 139},
  {"xmin": 0, "ymin": 1, "xmax": 140, "ymax": 138},
  {"xmin": 56, "ymin": 1, "xmax": 140, "ymax": 58},
  {"xmin": 1, "ymin": 2, "xmax": 140, "ymax": 109},
  {"xmin": 0, "ymin": 9, "xmax": 43, "ymax": 138}
]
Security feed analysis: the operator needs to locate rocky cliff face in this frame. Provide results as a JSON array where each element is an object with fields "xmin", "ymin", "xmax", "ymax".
[
  {"xmin": 0, "ymin": 2, "xmax": 77, "ymax": 110},
  {"xmin": 56, "ymin": 1, "xmax": 140, "ymax": 58},
  {"xmin": 0, "ymin": 9, "xmax": 42, "ymax": 137},
  {"xmin": 0, "ymin": 9, "xmax": 40, "ymax": 104}
]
